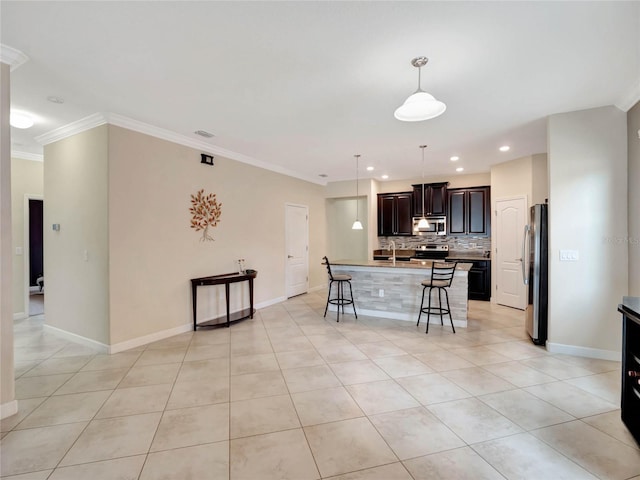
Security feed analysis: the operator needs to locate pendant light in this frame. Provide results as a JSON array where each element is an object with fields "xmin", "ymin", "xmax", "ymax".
[
  {"xmin": 416, "ymin": 145, "xmax": 430, "ymax": 230},
  {"xmin": 394, "ymin": 57, "xmax": 446, "ymax": 122},
  {"xmin": 352, "ymin": 154, "xmax": 363, "ymax": 230}
]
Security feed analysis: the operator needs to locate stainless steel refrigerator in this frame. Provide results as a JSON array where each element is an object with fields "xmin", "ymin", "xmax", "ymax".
[{"xmin": 523, "ymin": 204, "xmax": 548, "ymax": 345}]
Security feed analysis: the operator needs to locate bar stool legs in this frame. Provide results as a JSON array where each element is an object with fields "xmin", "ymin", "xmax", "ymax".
[
  {"xmin": 324, "ymin": 278, "xmax": 357, "ymax": 322},
  {"xmin": 417, "ymin": 285, "xmax": 455, "ymax": 334}
]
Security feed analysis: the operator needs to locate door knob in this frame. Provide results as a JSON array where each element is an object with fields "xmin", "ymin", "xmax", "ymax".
[{"xmin": 516, "ymin": 258, "xmax": 523, "ymax": 262}]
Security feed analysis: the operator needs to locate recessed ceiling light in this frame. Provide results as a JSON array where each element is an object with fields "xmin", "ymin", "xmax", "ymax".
[
  {"xmin": 456, "ymin": 167, "xmax": 464, "ymax": 172},
  {"xmin": 194, "ymin": 130, "xmax": 215, "ymax": 138},
  {"xmin": 381, "ymin": 174, "xmax": 389, "ymax": 180},
  {"xmin": 366, "ymin": 166, "xmax": 374, "ymax": 171},
  {"xmin": 450, "ymin": 156, "xmax": 459, "ymax": 161},
  {"xmin": 499, "ymin": 145, "xmax": 510, "ymax": 152},
  {"xmin": 47, "ymin": 96, "xmax": 64, "ymax": 104},
  {"xmin": 10, "ymin": 111, "xmax": 34, "ymax": 129}
]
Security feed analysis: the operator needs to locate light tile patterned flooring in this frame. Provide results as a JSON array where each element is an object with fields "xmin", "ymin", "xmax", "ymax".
[{"xmin": 2, "ymin": 293, "xmax": 640, "ymax": 479}]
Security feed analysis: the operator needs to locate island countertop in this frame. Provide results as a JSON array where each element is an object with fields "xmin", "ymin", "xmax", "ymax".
[
  {"xmin": 328, "ymin": 260, "xmax": 471, "ymax": 327},
  {"xmin": 331, "ymin": 259, "xmax": 472, "ymax": 272}
]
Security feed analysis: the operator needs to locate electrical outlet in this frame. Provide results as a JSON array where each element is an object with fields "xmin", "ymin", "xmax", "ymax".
[
  {"xmin": 559, "ymin": 250, "xmax": 579, "ymax": 261},
  {"xmin": 378, "ymin": 289, "xmax": 384, "ymax": 298}
]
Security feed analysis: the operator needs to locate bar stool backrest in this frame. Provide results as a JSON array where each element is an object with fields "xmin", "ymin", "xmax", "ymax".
[
  {"xmin": 431, "ymin": 262, "xmax": 457, "ymax": 287},
  {"xmin": 322, "ymin": 256, "xmax": 335, "ymax": 281}
]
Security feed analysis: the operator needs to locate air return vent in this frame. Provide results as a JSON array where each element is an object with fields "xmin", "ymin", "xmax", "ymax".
[{"xmin": 194, "ymin": 130, "xmax": 214, "ymax": 138}]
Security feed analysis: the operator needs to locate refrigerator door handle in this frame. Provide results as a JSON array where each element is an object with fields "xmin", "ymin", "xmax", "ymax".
[{"xmin": 522, "ymin": 225, "xmax": 530, "ymax": 285}]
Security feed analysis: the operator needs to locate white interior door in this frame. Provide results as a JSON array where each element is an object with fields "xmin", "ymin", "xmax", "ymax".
[
  {"xmin": 285, "ymin": 204, "xmax": 309, "ymax": 298},
  {"xmin": 495, "ymin": 196, "xmax": 527, "ymax": 309}
]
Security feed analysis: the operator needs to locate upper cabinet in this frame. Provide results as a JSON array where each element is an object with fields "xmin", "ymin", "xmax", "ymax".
[
  {"xmin": 447, "ymin": 186, "xmax": 491, "ymax": 236},
  {"xmin": 377, "ymin": 192, "xmax": 413, "ymax": 236},
  {"xmin": 412, "ymin": 182, "xmax": 448, "ymax": 216}
]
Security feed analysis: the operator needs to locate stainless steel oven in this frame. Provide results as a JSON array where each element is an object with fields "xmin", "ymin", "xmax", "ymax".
[{"xmin": 412, "ymin": 216, "xmax": 447, "ymax": 236}]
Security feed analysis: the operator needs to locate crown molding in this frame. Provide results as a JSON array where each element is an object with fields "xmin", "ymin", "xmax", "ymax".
[
  {"xmin": 36, "ymin": 112, "xmax": 326, "ymax": 185},
  {"xmin": 34, "ymin": 113, "xmax": 108, "ymax": 145},
  {"xmin": 11, "ymin": 151, "xmax": 43, "ymax": 162},
  {"xmin": 615, "ymin": 79, "xmax": 640, "ymax": 112},
  {"xmin": 0, "ymin": 44, "xmax": 29, "ymax": 71}
]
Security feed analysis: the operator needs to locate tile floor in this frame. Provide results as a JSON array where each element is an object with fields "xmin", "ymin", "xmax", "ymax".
[{"xmin": 2, "ymin": 293, "xmax": 640, "ymax": 479}]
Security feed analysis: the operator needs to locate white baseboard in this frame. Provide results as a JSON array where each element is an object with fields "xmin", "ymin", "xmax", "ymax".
[
  {"xmin": 256, "ymin": 296, "xmax": 287, "ymax": 310},
  {"xmin": 43, "ymin": 324, "xmax": 109, "ymax": 354},
  {"xmin": 328, "ymin": 306, "xmax": 468, "ymax": 328},
  {"xmin": 0, "ymin": 400, "xmax": 18, "ymax": 420},
  {"xmin": 13, "ymin": 312, "xmax": 27, "ymax": 321},
  {"xmin": 109, "ymin": 323, "xmax": 193, "ymax": 354},
  {"xmin": 546, "ymin": 342, "xmax": 621, "ymax": 361}
]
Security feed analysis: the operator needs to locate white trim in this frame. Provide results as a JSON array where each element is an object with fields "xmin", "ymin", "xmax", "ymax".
[
  {"xmin": 546, "ymin": 342, "xmax": 620, "ymax": 361},
  {"xmin": 109, "ymin": 323, "xmax": 192, "ymax": 354},
  {"xmin": 256, "ymin": 296, "xmax": 287, "ymax": 310},
  {"xmin": 13, "ymin": 312, "xmax": 27, "ymax": 321},
  {"xmin": 616, "ymin": 79, "xmax": 640, "ymax": 112},
  {"xmin": 23, "ymin": 194, "xmax": 44, "ymax": 319},
  {"xmin": 43, "ymin": 324, "xmax": 109, "ymax": 354},
  {"xmin": 34, "ymin": 113, "xmax": 107, "ymax": 145},
  {"xmin": 11, "ymin": 151, "xmax": 43, "ymax": 162},
  {"xmin": 0, "ymin": 44, "xmax": 28, "ymax": 71},
  {"xmin": 35, "ymin": 112, "xmax": 325, "ymax": 185},
  {"xmin": 0, "ymin": 400, "xmax": 18, "ymax": 420},
  {"xmin": 327, "ymin": 305, "xmax": 468, "ymax": 328}
]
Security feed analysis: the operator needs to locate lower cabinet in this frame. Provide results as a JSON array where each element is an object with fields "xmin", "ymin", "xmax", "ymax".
[{"xmin": 467, "ymin": 260, "xmax": 491, "ymax": 301}]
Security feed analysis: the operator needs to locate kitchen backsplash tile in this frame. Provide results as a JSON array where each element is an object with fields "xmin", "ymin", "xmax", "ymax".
[{"xmin": 378, "ymin": 236, "xmax": 491, "ymax": 254}]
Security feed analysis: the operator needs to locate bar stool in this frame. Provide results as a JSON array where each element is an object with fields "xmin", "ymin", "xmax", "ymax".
[
  {"xmin": 417, "ymin": 261, "xmax": 457, "ymax": 334},
  {"xmin": 322, "ymin": 256, "xmax": 357, "ymax": 322}
]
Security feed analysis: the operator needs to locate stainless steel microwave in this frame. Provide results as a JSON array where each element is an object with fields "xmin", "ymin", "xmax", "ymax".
[{"xmin": 412, "ymin": 216, "xmax": 447, "ymax": 236}]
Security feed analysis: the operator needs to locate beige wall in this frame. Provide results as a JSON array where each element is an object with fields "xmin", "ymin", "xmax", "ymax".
[
  {"xmin": 107, "ymin": 126, "xmax": 327, "ymax": 344},
  {"xmin": 491, "ymin": 156, "xmax": 534, "ymax": 204},
  {"xmin": 11, "ymin": 158, "xmax": 43, "ymax": 317},
  {"xmin": 377, "ymin": 172, "xmax": 491, "ymax": 194},
  {"xmin": 44, "ymin": 125, "xmax": 110, "ymax": 345},
  {"xmin": 326, "ymin": 197, "xmax": 368, "ymax": 261},
  {"xmin": 629, "ymin": 101, "xmax": 640, "ymax": 295},
  {"xmin": 531, "ymin": 154, "xmax": 549, "ymax": 205},
  {"xmin": 1, "ymin": 62, "xmax": 16, "ymax": 416},
  {"xmin": 548, "ymin": 106, "xmax": 627, "ymax": 357}
]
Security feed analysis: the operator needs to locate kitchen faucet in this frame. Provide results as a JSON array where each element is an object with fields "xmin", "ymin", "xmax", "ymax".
[{"xmin": 388, "ymin": 240, "xmax": 396, "ymax": 266}]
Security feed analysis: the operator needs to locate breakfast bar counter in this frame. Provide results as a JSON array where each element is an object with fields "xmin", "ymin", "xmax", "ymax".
[{"xmin": 330, "ymin": 260, "xmax": 471, "ymax": 328}]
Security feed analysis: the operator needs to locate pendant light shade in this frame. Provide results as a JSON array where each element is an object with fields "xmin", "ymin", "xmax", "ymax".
[
  {"xmin": 394, "ymin": 57, "xmax": 446, "ymax": 122},
  {"xmin": 352, "ymin": 154, "xmax": 363, "ymax": 230}
]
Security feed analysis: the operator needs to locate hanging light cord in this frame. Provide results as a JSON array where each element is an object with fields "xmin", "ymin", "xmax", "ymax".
[
  {"xmin": 355, "ymin": 154, "xmax": 360, "ymax": 220},
  {"xmin": 420, "ymin": 145, "xmax": 427, "ymax": 218}
]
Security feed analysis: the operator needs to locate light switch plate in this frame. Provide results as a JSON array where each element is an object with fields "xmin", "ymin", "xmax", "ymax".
[{"xmin": 560, "ymin": 250, "xmax": 579, "ymax": 261}]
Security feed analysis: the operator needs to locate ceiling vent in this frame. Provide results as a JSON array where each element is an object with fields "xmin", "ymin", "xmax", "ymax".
[{"xmin": 194, "ymin": 130, "xmax": 215, "ymax": 138}]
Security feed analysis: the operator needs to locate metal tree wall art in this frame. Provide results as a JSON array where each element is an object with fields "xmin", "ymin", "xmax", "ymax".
[{"xmin": 189, "ymin": 189, "xmax": 222, "ymax": 241}]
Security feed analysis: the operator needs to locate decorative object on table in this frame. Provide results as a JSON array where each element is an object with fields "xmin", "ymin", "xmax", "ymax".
[
  {"xmin": 237, "ymin": 258, "xmax": 246, "ymax": 274},
  {"xmin": 189, "ymin": 188, "xmax": 222, "ymax": 241},
  {"xmin": 394, "ymin": 56, "xmax": 446, "ymax": 122},
  {"xmin": 352, "ymin": 154, "xmax": 363, "ymax": 230}
]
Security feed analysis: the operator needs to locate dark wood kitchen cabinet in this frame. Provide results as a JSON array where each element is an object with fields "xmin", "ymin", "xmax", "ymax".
[
  {"xmin": 447, "ymin": 186, "xmax": 491, "ymax": 236},
  {"xmin": 412, "ymin": 182, "xmax": 448, "ymax": 217},
  {"xmin": 468, "ymin": 260, "xmax": 491, "ymax": 301},
  {"xmin": 377, "ymin": 192, "xmax": 413, "ymax": 236}
]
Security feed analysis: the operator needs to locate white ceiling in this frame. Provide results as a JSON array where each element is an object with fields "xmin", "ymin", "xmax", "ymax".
[{"xmin": 2, "ymin": 1, "xmax": 639, "ymax": 184}]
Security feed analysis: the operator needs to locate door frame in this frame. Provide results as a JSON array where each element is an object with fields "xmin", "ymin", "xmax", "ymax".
[
  {"xmin": 285, "ymin": 203, "xmax": 309, "ymax": 298},
  {"xmin": 493, "ymin": 195, "xmax": 528, "ymax": 309},
  {"xmin": 23, "ymin": 193, "xmax": 44, "ymax": 318}
]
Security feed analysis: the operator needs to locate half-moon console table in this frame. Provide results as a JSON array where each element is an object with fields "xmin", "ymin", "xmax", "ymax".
[{"xmin": 191, "ymin": 270, "xmax": 257, "ymax": 330}]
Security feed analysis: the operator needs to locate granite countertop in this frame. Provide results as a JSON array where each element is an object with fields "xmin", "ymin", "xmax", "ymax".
[
  {"xmin": 332, "ymin": 259, "xmax": 472, "ymax": 272},
  {"xmin": 619, "ymin": 296, "xmax": 640, "ymax": 321}
]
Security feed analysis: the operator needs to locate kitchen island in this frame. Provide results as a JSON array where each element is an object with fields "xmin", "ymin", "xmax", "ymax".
[{"xmin": 330, "ymin": 260, "xmax": 472, "ymax": 328}]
